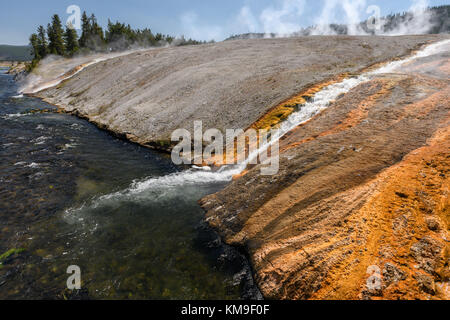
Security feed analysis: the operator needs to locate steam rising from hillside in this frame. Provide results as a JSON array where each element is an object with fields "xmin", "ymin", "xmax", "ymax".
[
  {"xmin": 259, "ymin": 0, "xmax": 306, "ymax": 36},
  {"xmin": 265, "ymin": 0, "xmax": 436, "ymax": 36},
  {"xmin": 311, "ymin": 0, "xmax": 367, "ymax": 35},
  {"xmin": 183, "ymin": 0, "xmax": 442, "ymax": 40},
  {"xmin": 382, "ymin": 0, "xmax": 434, "ymax": 35}
]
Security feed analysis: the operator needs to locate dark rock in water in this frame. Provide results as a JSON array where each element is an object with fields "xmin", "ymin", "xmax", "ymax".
[{"xmin": 196, "ymin": 220, "xmax": 263, "ymax": 300}]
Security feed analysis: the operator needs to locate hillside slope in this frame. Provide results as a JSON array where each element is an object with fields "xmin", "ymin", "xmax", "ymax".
[
  {"xmin": 201, "ymin": 40, "xmax": 450, "ymax": 300},
  {"xmin": 34, "ymin": 35, "xmax": 444, "ymax": 150}
]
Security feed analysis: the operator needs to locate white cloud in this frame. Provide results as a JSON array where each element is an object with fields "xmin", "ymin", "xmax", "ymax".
[
  {"xmin": 259, "ymin": 0, "xmax": 306, "ymax": 36},
  {"xmin": 237, "ymin": 6, "xmax": 259, "ymax": 33},
  {"xmin": 180, "ymin": 11, "xmax": 224, "ymax": 41}
]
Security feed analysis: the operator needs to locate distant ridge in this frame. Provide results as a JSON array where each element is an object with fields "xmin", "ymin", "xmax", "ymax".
[{"xmin": 0, "ymin": 45, "xmax": 32, "ymax": 61}]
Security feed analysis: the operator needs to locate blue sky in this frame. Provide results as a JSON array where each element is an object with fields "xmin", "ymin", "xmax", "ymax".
[{"xmin": 1, "ymin": 0, "xmax": 449, "ymax": 45}]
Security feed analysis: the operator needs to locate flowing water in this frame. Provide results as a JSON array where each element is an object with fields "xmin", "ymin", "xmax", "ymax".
[
  {"xmin": 0, "ymin": 67, "xmax": 257, "ymax": 300},
  {"xmin": 1, "ymin": 38, "xmax": 447, "ymax": 300}
]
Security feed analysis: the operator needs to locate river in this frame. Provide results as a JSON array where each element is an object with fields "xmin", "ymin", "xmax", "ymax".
[{"xmin": 0, "ymin": 67, "xmax": 258, "ymax": 299}]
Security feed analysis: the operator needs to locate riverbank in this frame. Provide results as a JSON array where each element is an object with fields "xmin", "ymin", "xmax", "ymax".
[
  {"xmin": 0, "ymin": 61, "xmax": 27, "ymax": 77},
  {"xmin": 0, "ymin": 61, "xmax": 14, "ymax": 67}
]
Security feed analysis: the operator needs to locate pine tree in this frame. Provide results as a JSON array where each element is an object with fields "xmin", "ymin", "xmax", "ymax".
[
  {"xmin": 37, "ymin": 25, "xmax": 48, "ymax": 58},
  {"xmin": 47, "ymin": 14, "xmax": 65, "ymax": 56},
  {"xmin": 64, "ymin": 26, "xmax": 79, "ymax": 56},
  {"xmin": 79, "ymin": 11, "xmax": 90, "ymax": 48},
  {"xmin": 90, "ymin": 14, "xmax": 105, "ymax": 42},
  {"xmin": 29, "ymin": 33, "xmax": 40, "ymax": 60},
  {"xmin": 79, "ymin": 12, "xmax": 105, "ymax": 50},
  {"xmin": 46, "ymin": 23, "xmax": 53, "ymax": 52},
  {"xmin": 28, "ymin": 10, "xmax": 208, "ymax": 59}
]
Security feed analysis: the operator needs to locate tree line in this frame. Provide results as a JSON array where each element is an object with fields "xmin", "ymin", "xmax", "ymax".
[{"xmin": 29, "ymin": 12, "xmax": 209, "ymax": 70}]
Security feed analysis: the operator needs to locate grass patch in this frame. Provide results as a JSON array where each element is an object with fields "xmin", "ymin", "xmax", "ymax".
[{"xmin": 0, "ymin": 248, "xmax": 25, "ymax": 268}]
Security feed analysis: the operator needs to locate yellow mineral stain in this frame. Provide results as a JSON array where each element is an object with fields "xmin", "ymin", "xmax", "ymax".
[
  {"xmin": 252, "ymin": 74, "xmax": 349, "ymax": 131},
  {"xmin": 311, "ymin": 123, "xmax": 450, "ymax": 300}
]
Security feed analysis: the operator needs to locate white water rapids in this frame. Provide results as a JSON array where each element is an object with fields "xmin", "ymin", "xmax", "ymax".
[{"xmin": 63, "ymin": 39, "xmax": 449, "ymax": 211}]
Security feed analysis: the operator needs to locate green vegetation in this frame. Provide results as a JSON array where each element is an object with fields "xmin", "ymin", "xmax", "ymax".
[
  {"xmin": 79, "ymin": 12, "xmax": 105, "ymax": 51},
  {"xmin": 28, "ymin": 11, "xmax": 209, "ymax": 71},
  {"xmin": 64, "ymin": 26, "xmax": 80, "ymax": 56},
  {"xmin": 0, "ymin": 248, "xmax": 25, "ymax": 268},
  {"xmin": 47, "ymin": 14, "xmax": 66, "ymax": 56}
]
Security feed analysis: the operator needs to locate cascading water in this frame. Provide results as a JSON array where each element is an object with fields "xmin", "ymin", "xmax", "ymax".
[{"xmin": 69, "ymin": 38, "xmax": 450, "ymax": 209}]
